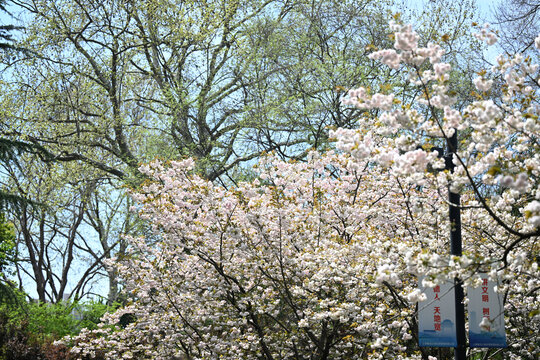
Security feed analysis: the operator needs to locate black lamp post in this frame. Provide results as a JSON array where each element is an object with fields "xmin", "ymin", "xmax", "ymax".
[{"xmin": 445, "ymin": 130, "xmax": 467, "ymax": 360}]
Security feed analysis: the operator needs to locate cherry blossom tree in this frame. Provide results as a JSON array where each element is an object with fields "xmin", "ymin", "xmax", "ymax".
[{"xmin": 63, "ymin": 21, "xmax": 539, "ymax": 360}]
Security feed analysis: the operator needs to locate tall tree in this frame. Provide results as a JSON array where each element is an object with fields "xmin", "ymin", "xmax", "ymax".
[
  {"xmin": 1, "ymin": 0, "xmax": 482, "ymax": 305},
  {"xmin": 5, "ymin": 0, "xmax": 398, "ymax": 183},
  {"xmin": 0, "ymin": 0, "xmax": 34, "ymax": 303},
  {"xmin": 1, "ymin": 0, "xmax": 398, "ymax": 303}
]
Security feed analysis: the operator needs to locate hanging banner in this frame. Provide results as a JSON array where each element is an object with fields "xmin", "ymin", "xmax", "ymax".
[
  {"xmin": 418, "ymin": 278, "xmax": 457, "ymax": 347},
  {"xmin": 468, "ymin": 276, "xmax": 507, "ymax": 348}
]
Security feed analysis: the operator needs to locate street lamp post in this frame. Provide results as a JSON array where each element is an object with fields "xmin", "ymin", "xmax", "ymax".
[{"xmin": 445, "ymin": 130, "xmax": 467, "ymax": 360}]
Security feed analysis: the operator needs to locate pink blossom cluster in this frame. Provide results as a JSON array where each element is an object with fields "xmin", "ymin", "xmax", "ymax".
[
  {"xmin": 335, "ymin": 20, "xmax": 540, "ymax": 359},
  {"xmin": 473, "ymin": 24, "xmax": 498, "ymax": 45},
  {"xmin": 64, "ymin": 152, "xmax": 435, "ymax": 359}
]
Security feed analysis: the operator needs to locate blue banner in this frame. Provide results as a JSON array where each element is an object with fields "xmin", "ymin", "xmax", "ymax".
[
  {"xmin": 468, "ymin": 276, "xmax": 507, "ymax": 348},
  {"xmin": 418, "ymin": 278, "xmax": 457, "ymax": 347}
]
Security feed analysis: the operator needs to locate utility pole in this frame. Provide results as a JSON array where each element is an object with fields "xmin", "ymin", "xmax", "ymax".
[{"xmin": 446, "ymin": 130, "xmax": 467, "ymax": 360}]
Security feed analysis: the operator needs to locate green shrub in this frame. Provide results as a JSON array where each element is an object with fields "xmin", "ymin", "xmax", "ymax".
[{"xmin": 0, "ymin": 294, "xmax": 112, "ymax": 359}]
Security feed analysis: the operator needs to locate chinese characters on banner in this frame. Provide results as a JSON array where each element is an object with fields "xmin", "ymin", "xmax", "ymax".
[
  {"xmin": 468, "ymin": 276, "xmax": 507, "ymax": 348},
  {"xmin": 418, "ymin": 278, "xmax": 457, "ymax": 347}
]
